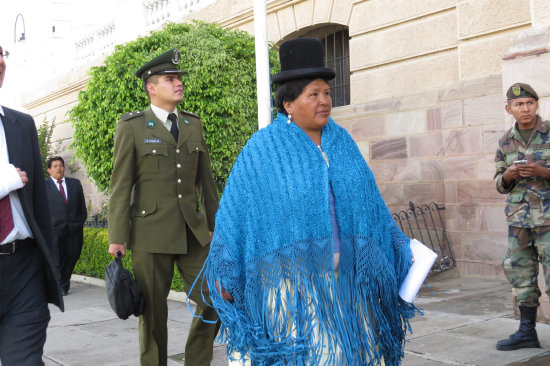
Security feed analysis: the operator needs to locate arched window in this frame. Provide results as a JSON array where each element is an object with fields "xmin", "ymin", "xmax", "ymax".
[{"xmin": 302, "ymin": 25, "xmax": 350, "ymax": 107}]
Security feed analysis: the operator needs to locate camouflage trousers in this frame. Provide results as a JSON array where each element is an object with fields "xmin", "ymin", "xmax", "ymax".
[{"xmin": 503, "ymin": 225, "xmax": 550, "ymax": 307}]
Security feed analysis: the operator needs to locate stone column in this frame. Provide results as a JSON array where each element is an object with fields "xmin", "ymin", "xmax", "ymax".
[{"xmin": 502, "ymin": 25, "xmax": 550, "ymax": 321}]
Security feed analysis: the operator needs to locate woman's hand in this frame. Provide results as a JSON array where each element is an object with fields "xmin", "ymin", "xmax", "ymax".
[{"xmin": 215, "ymin": 279, "xmax": 234, "ymax": 303}]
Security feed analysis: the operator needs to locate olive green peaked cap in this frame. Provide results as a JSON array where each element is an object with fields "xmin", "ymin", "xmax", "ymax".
[
  {"xmin": 135, "ymin": 49, "xmax": 187, "ymax": 81},
  {"xmin": 506, "ymin": 83, "xmax": 539, "ymax": 101}
]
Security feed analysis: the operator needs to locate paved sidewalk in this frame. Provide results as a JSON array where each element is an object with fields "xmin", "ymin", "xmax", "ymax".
[{"xmin": 30, "ymin": 275, "xmax": 550, "ymax": 365}]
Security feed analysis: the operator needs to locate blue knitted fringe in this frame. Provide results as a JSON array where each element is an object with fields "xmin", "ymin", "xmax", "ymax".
[{"xmin": 205, "ymin": 233, "xmax": 420, "ymax": 366}]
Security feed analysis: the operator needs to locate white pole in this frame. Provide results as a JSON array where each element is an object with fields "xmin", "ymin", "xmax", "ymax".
[{"xmin": 253, "ymin": 0, "xmax": 272, "ymax": 129}]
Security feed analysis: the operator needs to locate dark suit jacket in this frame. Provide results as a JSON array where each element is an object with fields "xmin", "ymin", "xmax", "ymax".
[
  {"xmin": 2, "ymin": 106, "xmax": 64, "ymax": 311},
  {"xmin": 45, "ymin": 177, "xmax": 87, "ymax": 242}
]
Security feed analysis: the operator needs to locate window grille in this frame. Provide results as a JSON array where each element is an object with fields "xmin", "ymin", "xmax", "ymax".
[{"xmin": 303, "ymin": 26, "xmax": 350, "ymax": 107}]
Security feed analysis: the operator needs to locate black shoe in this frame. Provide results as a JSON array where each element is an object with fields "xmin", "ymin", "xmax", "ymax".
[{"xmin": 496, "ymin": 305, "xmax": 541, "ymax": 351}]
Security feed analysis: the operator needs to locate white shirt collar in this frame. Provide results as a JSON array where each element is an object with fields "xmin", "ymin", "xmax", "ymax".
[
  {"xmin": 151, "ymin": 104, "xmax": 177, "ymax": 124},
  {"xmin": 51, "ymin": 176, "xmax": 65, "ymax": 184},
  {"xmin": 0, "ymin": 105, "xmax": 4, "ymax": 117}
]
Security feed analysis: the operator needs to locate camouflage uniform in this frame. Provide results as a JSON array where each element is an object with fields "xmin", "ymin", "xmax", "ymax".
[{"xmin": 495, "ymin": 115, "xmax": 550, "ymax": 307}]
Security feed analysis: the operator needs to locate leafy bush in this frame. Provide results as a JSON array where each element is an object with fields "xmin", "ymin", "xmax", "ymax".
[
  {"xmin": 37, "ymin": 118, "xmax": 61, "ymax": 178},
  {"xmin": 75, "ymin": 228, "xmax": 185, "ymax": 292},
  {"xmin": 69, "ymin": 21, "xmax": 279, "ymax": 192}
]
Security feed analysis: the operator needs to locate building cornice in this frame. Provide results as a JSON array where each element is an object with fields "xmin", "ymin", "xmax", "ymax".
[
  {"xmin": 23, "ymin": 77, "xmax": 90, "ymax": 110},
  {"xmin": 216, "ymin": 0, "xmax": 299, "ymax": 29}
]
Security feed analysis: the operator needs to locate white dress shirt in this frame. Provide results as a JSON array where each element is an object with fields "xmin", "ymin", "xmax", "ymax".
[
  {"xmin": 0, "ymin": 105, "xmax": 33, "ymax": 244},
  {"xmin": 151, "ymin": 104, "xmax": 179, "ymax": 131},
  {"xmin": 51, "ymin": 176, "xmax": 68, "ymax": 200}
]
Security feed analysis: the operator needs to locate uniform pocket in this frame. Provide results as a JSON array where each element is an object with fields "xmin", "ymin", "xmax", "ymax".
[
  {"xmin": 505, "ymin": 192, "xmax": 525, "ymax": 219},
  {"xmin": 138, "ymin": 144, "xmax": 168, "ymax": 172},
  {"xmin": 504, "ymin": 149, "xmax": 520, "ymax": 166},
  {"xmin": 533, "ymin": 143, "xmax": 550, "ymax": 166},
  {"xmin": 130, "ymin": 202, "xmax": 158, "ymax": 218}
]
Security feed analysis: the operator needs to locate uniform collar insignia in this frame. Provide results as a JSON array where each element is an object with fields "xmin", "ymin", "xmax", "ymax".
[
  {"xmin": 183, "ymin": 118, "xmax": 190, "ymax": 125},
  {"xmin": 147, "ymin": 120, "xmax": 155, "ymax": 128}
]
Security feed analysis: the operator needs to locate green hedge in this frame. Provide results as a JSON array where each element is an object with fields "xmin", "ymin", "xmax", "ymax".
[{"xmin": 74, "ymin": 227, "xmax": 185, "ymax": 292}]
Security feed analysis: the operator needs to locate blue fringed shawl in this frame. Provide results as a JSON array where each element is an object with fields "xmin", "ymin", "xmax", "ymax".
[{"xmin": 205, "ymin": 113, "xmax": 416, "ymax": 365}]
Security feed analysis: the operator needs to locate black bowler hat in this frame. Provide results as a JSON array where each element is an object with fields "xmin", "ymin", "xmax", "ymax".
[
  {"xmin": 271, "ymin": 38, "xmax": 335, "ymax": 84},
  {"xmin": 135, "ymin": 49, "xmax": 187, "ymax": 81},
  {"xmin": 506, "ymin": 83, "xmax": 539, "ymax": 100}
]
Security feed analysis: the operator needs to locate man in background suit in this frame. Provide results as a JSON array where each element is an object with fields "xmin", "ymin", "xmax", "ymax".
[
  {"xmin": 0, "ymin": 44, "xmax": 64, "ymax": 366},
  {"xmin": 46, "ymin": 156, "xmax": 87, "ymax": 296},
  {"xmin": 108, "ymin": 49, "xmax": 220, "ymax": 366}
]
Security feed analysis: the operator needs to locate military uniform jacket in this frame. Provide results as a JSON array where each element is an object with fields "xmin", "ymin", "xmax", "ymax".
[
  {"xmin": 494, "ymin": 115, "xmax": 550, "ymax": 228},
  {"xmin": 108, "ymin": 107, "xmax": 218, "ymax": 253}
]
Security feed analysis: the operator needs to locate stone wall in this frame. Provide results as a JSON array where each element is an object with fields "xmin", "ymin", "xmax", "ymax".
[
  {"xmin": 192, "ymin": 0, "xmax": 532, "ymax": 103},
  {"xmin": 331, "ymin": 74, "xmax": 510, "ymax": 279}
]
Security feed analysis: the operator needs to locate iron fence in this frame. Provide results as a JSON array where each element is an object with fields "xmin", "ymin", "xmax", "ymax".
[
  {"xmin": 84, "ymin": 216, "xmax": 108, "ymax": 228},
  {"xmin": 392, "ymin": 201, "xmax": 455, "ymax": 275}
]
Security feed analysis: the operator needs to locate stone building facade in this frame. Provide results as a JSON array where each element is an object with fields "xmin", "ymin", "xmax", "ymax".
[{"xmin": 19, "ymin": 0, "xmax": 550, "ymax": 283}]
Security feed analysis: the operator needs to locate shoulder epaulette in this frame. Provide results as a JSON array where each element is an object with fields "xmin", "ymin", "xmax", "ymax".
[
  {"xmin": 121, "ymin": 111, "xmax": 144, "ymax": 121},
  {"xmin": 180, "ymin": 110, "xmax": 200, "ymax": 119}
]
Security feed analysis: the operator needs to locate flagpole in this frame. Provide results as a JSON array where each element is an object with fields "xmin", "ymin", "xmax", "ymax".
[{"xmin": 253, "ymin": 0, "xmax": 272, "ymax": 129}]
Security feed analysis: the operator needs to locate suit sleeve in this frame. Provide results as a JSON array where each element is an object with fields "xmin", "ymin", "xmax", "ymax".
[
  {"xmin": 28, "ymin": 116, "xmax": 54, "ymax": 249},
  {"xmin": 196, "ymin": 123, "xmax": 218, "ymax": 232},
  {"xmin": 108, "ymin": 120, "xmax": 136, "ymax": 244},
  {"xmin": 76, "ymin": 179, "xmax": 88, "ymax": 226}
]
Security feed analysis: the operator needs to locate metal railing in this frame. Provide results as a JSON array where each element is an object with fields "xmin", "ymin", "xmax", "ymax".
[
  {"xmin": 84, "ymin": 216, "xmax": 108, "ymax": 228},
  {"xmin": 392, "ymin": 201, "xmax": 455, "ymax": 275}
]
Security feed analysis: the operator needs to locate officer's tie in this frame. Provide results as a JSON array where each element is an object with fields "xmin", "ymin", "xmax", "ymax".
[{"xmin": 168, "ymin": 113, "xmax": 179, "ymax": 142}]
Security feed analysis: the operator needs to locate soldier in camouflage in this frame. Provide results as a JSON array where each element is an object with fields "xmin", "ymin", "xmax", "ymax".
[{"xmin": 494, "ymin": 83, "xmax": 550, "ymax": 351}]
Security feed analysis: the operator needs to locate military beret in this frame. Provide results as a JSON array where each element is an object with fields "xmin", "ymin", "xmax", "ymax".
[
  {"xmin": 506, "ymin": 83, "xmax": 539, "ymax": 100},
  {"xmin": 135, "ymin": 49, "xmax": 187, "ymax": 81}
]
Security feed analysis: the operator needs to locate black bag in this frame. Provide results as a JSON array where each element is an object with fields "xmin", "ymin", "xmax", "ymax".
[{"xmin": 105, "ymin": 252, "xmax": 145, "ymax": 320}]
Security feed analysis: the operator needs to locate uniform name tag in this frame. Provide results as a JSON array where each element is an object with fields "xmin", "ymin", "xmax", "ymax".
[{"xmin": 144, "ymin": 138, "xmax": 162, "ymax": 144}]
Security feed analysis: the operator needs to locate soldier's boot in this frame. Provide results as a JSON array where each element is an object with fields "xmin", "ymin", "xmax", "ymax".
[{"xmin": 496, "ymin": 305, "xmax": 541, "ymax": 351}]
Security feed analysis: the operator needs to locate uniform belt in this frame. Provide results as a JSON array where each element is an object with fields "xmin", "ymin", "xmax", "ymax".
[{"xmin": 0, "ymin": 238, "xmax": 35, "ymax": 255}]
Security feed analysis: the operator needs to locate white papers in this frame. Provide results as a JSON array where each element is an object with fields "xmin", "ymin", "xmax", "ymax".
[{"xmin": 398, "ymin": 239, "xmax": 438, "ymax": 303}]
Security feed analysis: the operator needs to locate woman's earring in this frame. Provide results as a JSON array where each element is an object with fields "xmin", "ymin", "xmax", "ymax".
[{"xmin": 287, "ymin": 113, "xmax": 292, "ymax": 124}]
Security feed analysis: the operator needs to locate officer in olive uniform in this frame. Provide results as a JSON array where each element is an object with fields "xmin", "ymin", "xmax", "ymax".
[
  {"xmin": 108, "ymin": 49, "xmax": 219, "ymax": 366},
  {"xmin": 494, "ymin": 83, "xmax": 550, "ymax": 351}
]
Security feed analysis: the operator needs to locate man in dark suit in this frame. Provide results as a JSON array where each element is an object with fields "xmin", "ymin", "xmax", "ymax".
[
  {"xmin": 45, "ymin": 156, "xmax": 87, "ymax": 296},
  {"xmin": 108, "ymin": 49, "xmax": 220, "ymax": 366},
  {"xmin": 0, "ymin": 44, "xmax": 64, "ymax": 366}
]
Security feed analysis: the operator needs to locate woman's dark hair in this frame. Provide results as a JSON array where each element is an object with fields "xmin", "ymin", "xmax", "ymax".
[{"xmin": 274, "ymin": 78, "xmax": 315, "ymax": 115}]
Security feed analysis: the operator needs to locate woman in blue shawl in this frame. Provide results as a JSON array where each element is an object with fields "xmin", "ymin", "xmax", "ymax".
[{"xmin": 204, "ymin": 38, "xmax": 416, "ymax": 365}]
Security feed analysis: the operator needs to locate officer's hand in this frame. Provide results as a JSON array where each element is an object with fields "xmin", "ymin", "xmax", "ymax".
[
  {"xmin": 215, "ymin": 279, "xmax": 234, "ymax": 303},
  {"xmin": 518, "ymin": 162, "xmax": 550, "ymax": 179},
  {"xmin": 502, "ymin": 164, "xmax": 520, "ymax": 183},
  {"xmin": 16, "ymin": 168, "xmax": 28, "ymax": 186},
  {"xmin": 108, "ymin": 243, "xmax": 126, "ymax": 257}
]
